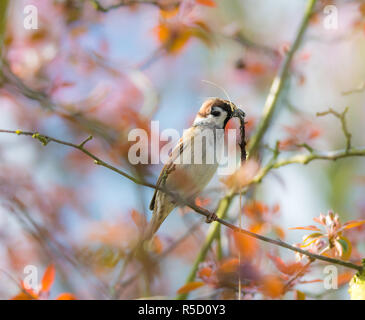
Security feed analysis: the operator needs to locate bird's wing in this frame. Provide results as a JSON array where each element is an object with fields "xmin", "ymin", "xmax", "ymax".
[{"xmin": 149, "ymin": 130, "xmax": 194, "ymax": 210}]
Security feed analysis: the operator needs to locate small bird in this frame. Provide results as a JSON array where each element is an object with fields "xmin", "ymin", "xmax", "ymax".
[{"xmin": 145, "ymin": 98, "xmax": 245, "ymax": 240}]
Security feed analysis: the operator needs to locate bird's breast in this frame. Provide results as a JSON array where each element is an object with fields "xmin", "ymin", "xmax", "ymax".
[{"xmin": 165, "ymin": 126, "xmax": 225, "ymax": 199}]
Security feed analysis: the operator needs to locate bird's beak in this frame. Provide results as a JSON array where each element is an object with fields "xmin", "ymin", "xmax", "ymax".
[{"xmin": 233, "ymin": 108, "xmax": 245, "ymax": 119}]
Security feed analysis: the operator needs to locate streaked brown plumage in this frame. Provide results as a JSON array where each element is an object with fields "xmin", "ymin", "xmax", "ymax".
[{"xmin": 145, "ymin": 98, "xmax": 244, "ymax": 240}]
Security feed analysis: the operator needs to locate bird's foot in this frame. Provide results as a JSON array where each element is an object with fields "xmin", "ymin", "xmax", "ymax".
[{"xmin": 205, "ymin": 212, "xmax": 218, "ymax": 224}]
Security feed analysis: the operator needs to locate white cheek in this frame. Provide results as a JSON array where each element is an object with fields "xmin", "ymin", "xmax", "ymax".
[
  {"xmin": 193, "ymin": 112, "xmax": 228, "ymax": 127},
  {"xmin": 209, "ymin": 115, "xmax": 222, "ymax": 124},
  {"xmin": 215, "ymin": 112, "xmax": 228, "ymax": 125}
]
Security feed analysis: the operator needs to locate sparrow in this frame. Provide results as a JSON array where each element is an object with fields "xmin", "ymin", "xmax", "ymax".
[{"xmin": 145, "ymin": 98, "xmax": 245, "ymax": 240}]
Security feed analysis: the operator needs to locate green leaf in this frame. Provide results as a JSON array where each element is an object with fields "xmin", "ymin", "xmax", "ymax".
[
  {"xmin": 337, "ymin": 236, "xmax": 352, "ymax": 260},
  {"xmin": 349, "ymin": 262, "xmax": 365, "ymax": 300}
]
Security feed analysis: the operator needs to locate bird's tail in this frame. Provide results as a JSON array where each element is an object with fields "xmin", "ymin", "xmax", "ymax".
[{"xmin": 143, "ymin": 202, "xmax": 175, "ymax": 242}]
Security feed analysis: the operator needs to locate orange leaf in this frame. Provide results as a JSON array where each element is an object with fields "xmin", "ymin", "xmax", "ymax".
[
  {"xmin": 218, "ymin": 258, "xmax": 239, "ymax": 273},
  {"xmin": 154, "ymin": 22, "xmax": 192, "ymax": 54},
  {"xmin": 177, "ymin": 281, "xmax": 205, "ymax": 294},
  {"xmin": 272, "ymin": 225, "xmax": 285, "ymax": 239},
  {"xmin": 56, "ymin": 293, "xmax": 77, "ymax": 300},
  {"xmin": 12, "ymin": 292, "xmax": 37, "ymax": 300},
  {"xmin": 196, "ymin": 0, "xmax": 216, "ymax": 7},
  {"xmin": 338, "ymin": 271, "xmax": 355, "ymax": 287},
  {"xmin": 13, "ymin": 281, "xmax": 39, "ymax": 300},
  {"xmin": 169, "ymin": 31, "xmax": 191, "ymax": 54},
  {"xmin": 131, "ymin": 209, "xmax": 147, "ymax": 229},
  {"xmin": 289, "ymin": 225, "xmax": 320, "ymax": 231},
  {"xmin": 342, "ymin": 220, "xmax": 365, "ymax": 230},
  {"xmin": 249, "ymin": 222, "xmax": 268, "ymax": 235},
  {"xmin": 268, "ymin": 254, "xmax": 304, "ymax": 276},
  {"xmin": 359, "ymin": 3, "xmax": 365, "ymax": 16},
  {"xmin": 246, "ymin": 62, "xmax": 266, "ymax": 75},
  {"xmin": 41, "ymin": 264, "xmax": 56, "ymax": 293},
  {"xmin": 302, "ymin": 232, "xmax": 323, "ymax": 243},
  {"xmin": 198, "ymin": 267, "xmax": 213, "ymax": 279},
  {"xmin": 299, "ymin": 279, "xmax": 322, "ymax": 284},
  {"xmin": 152, "ymin": 235, "xmax": 163, "ymax": 254},
  {"xmin": 155, "ymin": 23, "xmax": 170, "ymax": 43},
  {"xmin": 160, "ymin": 7, "xmax": 179, "ymax": 19},
  {"xmin": 232, "ymin": 231, "xmax": 258, "ymax": 260},
  {"xmin": 244, "ymin": 201, "xmax": 268, "ymax": 218},
  {"xmin": 195, "ymin": 197, "xmax": 211, "ymax": 207},
  {"xmin": 272, "ymin": 203, "xmax": 280, "ymax": 213},
  {"xmin": 261, "ymin": 275, "xmax": 284, "ymax": 298},
  {"xmin": 221, "ymin": 160, "xmax": 260, "ymax": 191}
]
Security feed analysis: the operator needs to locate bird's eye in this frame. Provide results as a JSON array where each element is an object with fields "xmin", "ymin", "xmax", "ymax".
[{"xmin": 211, "ymin": 110, "xmax": 221, "ymax": 117}]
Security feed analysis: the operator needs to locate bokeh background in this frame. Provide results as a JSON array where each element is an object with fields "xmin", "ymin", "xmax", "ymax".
[{"xmin": 0, "ymin": 0, "xmax": 364, "ymax": 300}]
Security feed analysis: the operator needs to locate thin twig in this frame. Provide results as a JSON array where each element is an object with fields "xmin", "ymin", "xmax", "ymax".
[
  {"xmin": 90, "ymin": 0, "xmax": 171, "ymax": 12},
  {"xmin": 252, "ymin": 146, "xmax": 365, "ymax": 185},
  {"xmin": 317, "ymin": 107, "xmax": 352, "ymax": 152},
  {"xmin": 342, "ymin": 81, "xmax": 365, "ymax": 96}
]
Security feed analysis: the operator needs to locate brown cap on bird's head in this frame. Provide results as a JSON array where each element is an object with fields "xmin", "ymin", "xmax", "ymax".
[
  {"xmin": 198, "ymin": 98, "xmax": 236, "ymax": 118},
  {"xmin": 198, "ymin": 98, "xmax": 245, "ymax": 120},
  {"xmin": 197, "ymin": 97, "xmax": 247, "ymax": 162}
]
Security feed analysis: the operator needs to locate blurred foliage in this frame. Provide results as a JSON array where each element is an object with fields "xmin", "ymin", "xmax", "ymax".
[{"xmin": 0, "ymin": 0, "xmax": 365, "ymax": 300}]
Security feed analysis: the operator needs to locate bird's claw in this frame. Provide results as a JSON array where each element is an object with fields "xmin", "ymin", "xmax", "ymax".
[{"xmin": 205, "ymin": 212, "xmax": 217, "ymax": 224}]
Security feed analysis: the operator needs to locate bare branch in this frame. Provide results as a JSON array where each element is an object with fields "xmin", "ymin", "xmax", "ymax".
[
  {"xmin": 252, "ymin": 146, "xmax": 365, "ymax": 185},
  {"xmin": 317, "ymin": 107, "xmax": 352, "ymax": 151},
  {"xmin": 342, "ymin": 81, "xmax": 365, "ymax": 95},
  {"xmin": 90, "ymin": 0, "xmax": 176, "ymax": 12},
  {"xmin": 79, "ymin": 135, "xmax": 93, "ymax": 148}
]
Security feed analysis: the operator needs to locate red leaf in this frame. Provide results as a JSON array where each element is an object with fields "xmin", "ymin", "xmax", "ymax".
[
  {"xmin": 260, "ymin": 275, "xmax": 284, "ymax": 298},
  {"xmin": 299, "ymin": 279, "xmax": 322, "ymax": 284},
  {"xmin": 268, "ymin": 254, "xmax": 304, "ymax": 276},
  {"xmin": 232, "ymin": 231, "xmax": 258, "ymax": 260},
  {"xmin": 217, "ymin": 258, "xmax": 239, "ymax": 274},
  {"xmin": 197, "ymin": 267, "xmax": 213, "ymax": 280},
  {"xmin": 56, "ymin": 293, "xmax": 77, "ymax": 300},
  {"xmin": 41, "ymin": 264, "xmax": 55, "ymax": 293},
  {"xmin": 288, "ymin": 225, "xmax": 321, "ymax": 231},
  {"xmin": 131, "ymin": 209, "xmax": 147, "ymax": 230},
  {"xmin": 272, "ymin": 225, "xmax": 285, "ymax": 239},
  {"xmin": 11, "ymin": 292, "xmax": 37, "ymax": 300},
  {"xmin": 152, "ymin": 235, "xmax": 163, "ymax": 254},
  {"xmin": 342, "ymin": 220, "xmax": 365, "ymax": 230},
  {"xmin": 338, "ymin": 271, "xmax": 355, "ymax": 287},
  {"xmin": 196, "ymin": 0, "xmax": 216, "ymax": 7},
  {"xmin": 13, "ymin": 281, "xmax": 39, "ymax": 300}
]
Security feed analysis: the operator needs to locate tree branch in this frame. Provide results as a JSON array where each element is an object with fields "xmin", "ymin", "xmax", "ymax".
[
  {"xmin": 90, "ymin": 0, "xmax": 172, "ymax": 12},
  {"xmin": 317, "ymin": 107, "xmax": 352, "ymax": 152},
  {"xmin": 247, "ymin": 0, "xmax": 317, "ymax": 156},
  {"xmin": 1, "ymin": 129, "xmax": 362, "ymax": 278},
  {"xmin": 252, "ymin": 146, "xmax": 365, "ymax": 185}
]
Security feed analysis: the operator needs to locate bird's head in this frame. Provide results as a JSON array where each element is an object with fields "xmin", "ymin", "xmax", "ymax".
[{"xmin": 193, "ymin": 98, "xmax": 245, "ymax": 129}]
